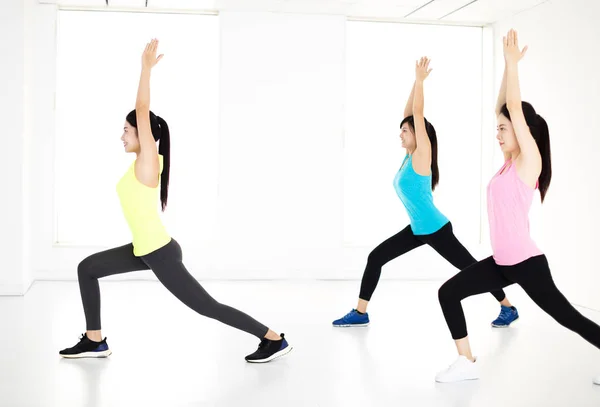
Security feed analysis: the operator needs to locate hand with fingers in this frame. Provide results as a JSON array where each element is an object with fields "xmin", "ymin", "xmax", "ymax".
[
  {"xmin": 503, "ymin": 29, "xmax": 528, "ymax": 66},
  {"xmin": 142, "ymin": 38, "xmax": 164, "ymax": 70},
  {"xmin": 415, "ymin": 56, "xmax": 432, "ymax": 82}
]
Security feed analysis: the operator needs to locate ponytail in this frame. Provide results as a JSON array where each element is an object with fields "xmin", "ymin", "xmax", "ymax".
[
  {"xmin": 534, "ymin": 114, "xmax": 552, "ymax": 202},
  {"xmin": 156, "ymin": 116, "xmax": 170, "ymax": 211}
]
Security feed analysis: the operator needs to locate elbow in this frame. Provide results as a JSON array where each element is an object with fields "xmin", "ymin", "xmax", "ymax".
[
  {"xmin": 135, "ymin": 102, "xmax": 150, "ymax": 112},
  {"xmin": 412, "ymin": 110, "xmax": 424, "ymax": 118}
]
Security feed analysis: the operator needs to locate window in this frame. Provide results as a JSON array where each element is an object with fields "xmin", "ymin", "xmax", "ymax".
[
  {"xmin": 344, "ymin": 21, "xmax": 483, "ymax": 247},
  {"xmin": 55, "ymin": 10, "xmax": 219, "ymax": 246}
]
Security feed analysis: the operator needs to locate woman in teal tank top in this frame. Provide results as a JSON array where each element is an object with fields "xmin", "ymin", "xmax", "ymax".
[
  {"xmin": 333, "ymin": 57, "xmax": 519, "ymax": 328},
  {"xmin": 59, "ymin": 39, "xmax": 291, "ymax": 363}
]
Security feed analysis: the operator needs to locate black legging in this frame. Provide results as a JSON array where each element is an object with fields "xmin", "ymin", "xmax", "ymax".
[
  {"xmin": 438, "ymin": 254, "xmax": 600, "ymax": 347},
  {"xmin": 77, "ymin": 239, "xmax": 269, "ymax": 338},
  {"xmin": 359, "ymin": 222, "xmax": 507, "ymax": 303}
]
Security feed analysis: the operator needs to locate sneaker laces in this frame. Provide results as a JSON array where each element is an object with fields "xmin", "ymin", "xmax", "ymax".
[
  {"xmin": 498, "ymin": 307, "xmax": 513, "ymax": 321},
  {"xmin": 343, "ymin": 309, "xmax": 358, "ymax": 321},
  {"xmin": 69, "ymin": 334, "xmax": 89, "ymax": 348},
  {"xmin": 257, "ymin": 338, "xmax": 269, "ymax": 350},
  {"xmin": 445, "ymin": 360, "xmax": 458, "ymax": 371},
  {"xmin": 445, "ymin": 356, "xmax": 467, "ymax": 371}
]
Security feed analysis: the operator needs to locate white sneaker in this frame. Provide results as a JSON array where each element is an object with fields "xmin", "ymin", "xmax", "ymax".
[
  {"xmin": 593, "ymin": 376, "xmax": 600, "ymax": 385},
  {"xmin": 435, "ymin": 356, "xmax": 479, "ymax": 383}
]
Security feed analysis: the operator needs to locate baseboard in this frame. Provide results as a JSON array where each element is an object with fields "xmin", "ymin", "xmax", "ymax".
[
  {"xmin": 33, "ymin": 272, "xmax": 446, "ymax": 283},
  {"xmin": 34, "ymin": 267, "xmax": 452, "ymax": 282},
  {"xmin": 0, "ymin": 278, "xmax": 34, "ymax": 296},
  {"xmin": 573, "ymin": 302, "xmax": 600, "ymax": 314},
  {"xmin": 34, "ymin": 269, "xmax": 158, "ymax": 281}
]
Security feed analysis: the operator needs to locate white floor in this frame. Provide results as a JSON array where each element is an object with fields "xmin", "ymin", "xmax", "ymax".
[{"xmin": 2, "ymin": 280, "xmax": 600, "ymax": 407}]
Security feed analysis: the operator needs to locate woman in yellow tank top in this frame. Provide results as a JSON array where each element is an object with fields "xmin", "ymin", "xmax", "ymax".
[{"xmin": 59, "ymin": 39, "xmax": 292, "ymax": 363}]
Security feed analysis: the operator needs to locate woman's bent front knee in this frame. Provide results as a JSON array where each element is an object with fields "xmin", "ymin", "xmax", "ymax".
[
  {"xmin": 438, "ymin": 280, "xmax": 462, "ymax": 304},
  {"xmin": 77, "ymin": 257, "xmax": 96, "ymax": 280}
]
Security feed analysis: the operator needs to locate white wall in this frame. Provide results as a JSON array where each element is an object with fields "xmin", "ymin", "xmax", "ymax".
[
  {"xmin": 215, "ymin": 11, "xmax": 346, "ymax": 278},
  {"xmin": 23, "ymin": 0, "xmax": 35, "ymax": 294},
  {"xmin": 0, "ymin": 0, "xmax": 31, "ymax": 295},
  {"xmin": 493, "ymin": 0, "xmax": 600, "ymax": 309}
]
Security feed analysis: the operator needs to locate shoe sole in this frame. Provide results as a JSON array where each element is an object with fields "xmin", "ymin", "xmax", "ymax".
[
  {"xmin": 435, "ymin": 375, "xmax": 479, "ymax": 383},
  {"xmin": 332, "ymin": 323, "xmax": 370, "ymax": 327},
  {"xmin": 246, "ymin": 345, "xmax": 293, "ymax": 363},
  {"xmin": 491, "ymin": 316, "xmax": 519, "ymax": 328},
  {"xmin": 60, "ymin": 350, "xmax": 112, "ymax": 359}
]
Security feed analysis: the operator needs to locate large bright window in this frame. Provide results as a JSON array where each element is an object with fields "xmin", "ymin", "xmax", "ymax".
[
  {"xmin": 344, "ymin": 21, "xmax": 483, "ymax": 247},
  {"xmin": 55, "ymin": 11, "xmax": 219, "ymax": 246}
]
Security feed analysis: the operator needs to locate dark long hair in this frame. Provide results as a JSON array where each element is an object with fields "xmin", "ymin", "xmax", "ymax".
[
  {"xmin": 400, "ymin": 115, "xmax": 439, "ymax": 191},
  {"xmin": 125, "ymin": 109, "xmax": 171, "ymax": 211},
  {"xmin": 500, "ymin": 102, "xmax": 551, "ymax": 202}
]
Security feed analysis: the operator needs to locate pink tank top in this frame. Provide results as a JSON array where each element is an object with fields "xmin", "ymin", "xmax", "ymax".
[{"xmin": 487, "ymin": 160, "xmax": 542, "ymax": 266}]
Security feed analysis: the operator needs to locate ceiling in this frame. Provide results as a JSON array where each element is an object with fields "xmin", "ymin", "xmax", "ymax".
[{"xmin": 39, "ymin": 0, "xmax": 549, "ymax": 25}]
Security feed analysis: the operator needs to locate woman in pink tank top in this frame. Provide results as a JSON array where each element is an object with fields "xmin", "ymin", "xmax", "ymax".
[{"xmin": 435, "ymin": 29, "xmax": 600, "ymax": 384}]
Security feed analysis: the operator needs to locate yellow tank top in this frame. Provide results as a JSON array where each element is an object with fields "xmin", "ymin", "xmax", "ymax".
[{"xmin": 116, "ymin": 155, "xmax": 171, "ymax": 256}]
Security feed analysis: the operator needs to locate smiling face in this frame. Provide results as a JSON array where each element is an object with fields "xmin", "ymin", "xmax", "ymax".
[
  {"xmin": 121, "ymin": 121, "xmax": 140, "ymax": 154},
  {"xmin": 496, "ymin": 113, "xmax": 519, "ymax": 155},
  {"xmin": 400, "ymin": 123, "xmax": 416, "ymax": 151}
]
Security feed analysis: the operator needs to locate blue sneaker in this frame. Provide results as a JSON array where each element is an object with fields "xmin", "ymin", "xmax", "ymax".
[
  {"xmin": 332, "ymin": 309, "xmax": 370, "ymax": 327},
  {"xmin": 491, "ymin": 305, "xmax": 519, "ymax": 327}
]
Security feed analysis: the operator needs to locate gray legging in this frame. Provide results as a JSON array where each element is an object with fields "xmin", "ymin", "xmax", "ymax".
[{"xmin": 77, "ymin": 239, "xmax": 269, "ymax": 338}]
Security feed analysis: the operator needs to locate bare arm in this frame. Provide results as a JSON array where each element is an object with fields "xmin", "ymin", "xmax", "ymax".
[
  {"xmin": 504, "ymin": 30, "xmax": 540, "ymax": 184},
  {"xmin": 497, "ymin": 35, "xmax": 528, "ymax": 115},
  {"xmin": 496, "ymin": 65, "xmax": 507, "ymax": 116},
  {"xmin": 496, "ymin": 65, "xmax": 511, "ymax": 161},
  {"xmin": 412, "ymin": 79, "xmax": 430, "ymax": 155},
  {"xmin": 412, "ymin": 57, "xmax": 432, "ymax": 174},
  {"xmin": 404, "ymin": 81, "xmax": 415, "ymax": 118},
  {"xmin": 505, "ymin": 64, "xmax": 539, "ymax": 164},
  {"xmin": 135, "ymin": 39, "xmax": 164, "ymax": 188}
]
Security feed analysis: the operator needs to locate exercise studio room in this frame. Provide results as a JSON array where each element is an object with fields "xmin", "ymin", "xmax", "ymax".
[{"xmin": 2, "ymin": 0, "xmax": 600, "ymax": 406}]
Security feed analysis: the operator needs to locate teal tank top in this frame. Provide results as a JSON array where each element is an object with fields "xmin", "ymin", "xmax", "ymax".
[{"xmin": 393, "ymin": 154, "xmax": 449, "ymax": 235}]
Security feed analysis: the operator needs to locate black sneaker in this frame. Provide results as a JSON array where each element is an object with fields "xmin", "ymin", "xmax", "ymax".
[
  {"xmin": 245, "ymin": 333, "xmax": 292, "ymax": 363},
  {"xmin": 59, "ymin": 334, "xmax": 112, "ymax": 358}
]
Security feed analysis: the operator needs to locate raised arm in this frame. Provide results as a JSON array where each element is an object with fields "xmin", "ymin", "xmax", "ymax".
[
  {"xmin": 135, "ymin": 39, "xmax": 164, "ymax": 188},
  {"xmin": 412, "ymin": 57, "xmax": 432, "ymax": 170},
  {"xmin": 404, "ymin": 81, "xmax": 416, "ymax": 118},
  {"xmin": 496, "ymin": 66, "xmax": 508, "ymax": 116},
  {"xmin": 496, "ymin": 64, "xmax": 511, "ymax": 161},
  {"xmin": 504, "ymin": 30, "xmax": 540, "ymax": 181},
  {"xmin": 497, "ymin": 34, "xmax": 527, "ymax": 115}
]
